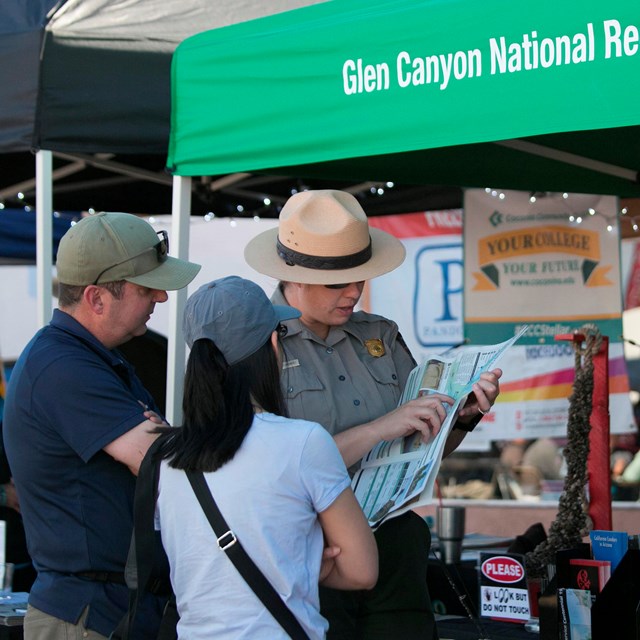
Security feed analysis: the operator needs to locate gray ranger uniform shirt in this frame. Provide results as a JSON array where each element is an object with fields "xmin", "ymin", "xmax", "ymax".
[{"xmin": 272, "ymin": 286, "xmax": 416, "ymax": 436}]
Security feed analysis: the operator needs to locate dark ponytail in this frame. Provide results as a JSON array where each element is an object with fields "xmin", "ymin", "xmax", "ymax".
[{"xmin": 157, "ymin": 334, "xmax": 286, "ymax": 472}]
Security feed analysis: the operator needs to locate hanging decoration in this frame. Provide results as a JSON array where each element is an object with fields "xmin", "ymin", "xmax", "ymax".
[{"xmin": 525, "ymin": 324, "xmax": 602, "ymax": 579}]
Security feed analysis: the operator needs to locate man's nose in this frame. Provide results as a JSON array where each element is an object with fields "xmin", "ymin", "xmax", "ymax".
[{"xmin": 153, "ymin": 289, "xmax": 169, "ymax": 303}]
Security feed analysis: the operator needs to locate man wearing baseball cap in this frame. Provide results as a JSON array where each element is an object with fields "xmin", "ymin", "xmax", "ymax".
[{"xmin": 4, "ymin": 212, "xmax": 200, "ymax": 639}]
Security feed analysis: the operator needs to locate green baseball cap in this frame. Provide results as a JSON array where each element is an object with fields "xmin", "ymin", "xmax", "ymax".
[{"xmin": 56, "ymin": 212, "xmax": 201, "ymax": 290}]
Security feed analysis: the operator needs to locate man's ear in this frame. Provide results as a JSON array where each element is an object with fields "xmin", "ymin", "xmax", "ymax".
[{"xmin": 83, "ymin": 285, "xmax": 105, "ymax": 314}]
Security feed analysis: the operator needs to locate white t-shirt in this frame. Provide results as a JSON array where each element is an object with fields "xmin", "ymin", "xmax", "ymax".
[{"xmin": 156, "ymin": 412, "xmax": 351, "ymax": 640}]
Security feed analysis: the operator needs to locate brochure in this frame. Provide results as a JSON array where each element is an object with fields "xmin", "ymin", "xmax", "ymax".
[
  {"xmin": 567, "ymin": 558, "xmax": 610, "ymax": 601},
  {"xmin": 351, "ymin": 326, "xmax": 529, "ymax": 527},
  {"xmin": 558, "ymin": 588, "xmax": 592, "ymax": 640},
  {"xmin": 589, "ymin": 530, "xmax": 628, "ymax": 573}
]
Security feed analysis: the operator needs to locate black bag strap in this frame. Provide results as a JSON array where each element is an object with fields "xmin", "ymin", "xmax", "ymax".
[
  {"xmin": 110, "ymin": 436, "xmax": 172, "ymax": 640},
  {"xmin": 185, "ymin": 470, "xmax": 310, "ymax": 640}
]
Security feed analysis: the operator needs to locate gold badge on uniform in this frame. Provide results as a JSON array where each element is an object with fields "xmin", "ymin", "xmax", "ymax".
[{"xmin": 364, "ymin": 339, "xmax": 385, "ymax": 357}]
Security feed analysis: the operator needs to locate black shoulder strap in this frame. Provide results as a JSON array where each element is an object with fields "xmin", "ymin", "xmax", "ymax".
[
  {"xmin": 185, "ymin": 470, "xmax": 310, "ymax": 640},
  {"xmin": 110, "ymin": 436, "xmax": 168, "ymax": 640}
]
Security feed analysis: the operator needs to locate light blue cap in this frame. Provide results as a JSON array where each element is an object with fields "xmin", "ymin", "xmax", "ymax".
[{"xmin": 183, "ymin": 276, "xmax": 300, "ymax": 365}]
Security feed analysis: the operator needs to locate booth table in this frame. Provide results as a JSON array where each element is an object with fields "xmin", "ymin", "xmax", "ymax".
[
  {"xmin": 437, "ymin": 615, "xmax": 537, "ymax": 640},
  {"xmin": 428, "ymin": 534, "xmax": 536, "ymax": 638},
  {"xmin": 0, "ymin": 593, "xmax": 27, "ymax": 639}
]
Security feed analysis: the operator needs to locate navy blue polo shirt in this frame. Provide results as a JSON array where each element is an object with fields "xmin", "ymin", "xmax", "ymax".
[{"xmin": 4, "ymin": 309, "xmax": 165, "ymax": 637}]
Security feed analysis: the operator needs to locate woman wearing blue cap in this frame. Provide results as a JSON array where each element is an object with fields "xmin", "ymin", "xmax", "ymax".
[
  {"xmin": 153, "ymin": 276, "xmax": 378, "ymax": 640},
  {"xmin": 245, "ymin": 190, "xmax": 502, "ymax": 640}
]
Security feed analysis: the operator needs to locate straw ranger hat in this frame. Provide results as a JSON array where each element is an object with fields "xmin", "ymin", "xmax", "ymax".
[{"xmin": 244, "ymin": 190, "xmax": 406, "ymax": 285}]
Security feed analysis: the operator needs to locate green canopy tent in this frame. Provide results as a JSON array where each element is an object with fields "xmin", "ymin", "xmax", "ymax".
[
  {"xmin": 168, "ymin": 0, "xmax": 640, "ymax": 192},
  {"xmin": 165, "ymin": 0, "xmax": 640, "ymax": 422}
]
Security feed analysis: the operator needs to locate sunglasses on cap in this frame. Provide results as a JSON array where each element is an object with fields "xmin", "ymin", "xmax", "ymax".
[
  {"xmin": 324, "ymin": 281, "xmax": 365, "ymax": 290},
  {"xmin": 92, "ymin": 230, "xmax": 169, "ymax": 285}
]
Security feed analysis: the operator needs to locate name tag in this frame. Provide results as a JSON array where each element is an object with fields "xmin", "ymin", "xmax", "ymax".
[{"xmin": 283, "ymin": 359, "xmax": 300, "ymax": 370}]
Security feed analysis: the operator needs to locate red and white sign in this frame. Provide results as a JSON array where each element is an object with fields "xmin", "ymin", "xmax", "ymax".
[
  {"xmin": 481, "ymin": 556, "xmax": 525, "ymax": 584},
  {"xmin": 479, "ymin": 552, "xmax": 531, "ymax": 623}
]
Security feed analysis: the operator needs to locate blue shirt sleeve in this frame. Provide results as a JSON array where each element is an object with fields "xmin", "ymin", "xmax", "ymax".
[{"xmin": 30, "ymin": 349, "xmax": 151, "ymax": 462}]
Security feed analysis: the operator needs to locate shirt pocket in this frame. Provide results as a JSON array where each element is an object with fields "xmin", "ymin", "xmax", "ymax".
[
  {"xmin": 364, "ymin": 354, "xmax": 402, "ymax": 394},
  {"xmin": 282, "ymin": 367, "xmax": 335, "ymax": 431},
  {"xmin": 283, "ymin": 364, "xmax": 324, "ymax": 397}
]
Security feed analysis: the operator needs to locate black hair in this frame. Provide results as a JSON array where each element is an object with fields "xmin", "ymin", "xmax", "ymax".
[{"xmin": 156, "ymin": 334, "xmax": 287, "ymax": 472}]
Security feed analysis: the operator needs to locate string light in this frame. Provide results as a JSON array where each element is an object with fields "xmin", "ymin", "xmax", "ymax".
[
  {"xmin": 485, "ymin": 188, "xmax": 629, "ymax": 234},
  {"xmin": 0, "ymin": 180, "xmax": 636, "ymax": 235},
  {"xmin": 187, "ymin": 180, "xmax": 397, "ymax": 221}
]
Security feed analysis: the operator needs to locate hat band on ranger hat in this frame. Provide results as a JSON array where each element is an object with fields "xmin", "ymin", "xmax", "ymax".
[{"xmin": 276, "ymin": 237, "xmax": 372, "ymax": 270}]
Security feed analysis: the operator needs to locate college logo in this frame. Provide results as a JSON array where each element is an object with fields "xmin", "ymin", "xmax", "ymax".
[{"xmin": 489, "ymin": 210, "xmax": 503, "ymax": 227}]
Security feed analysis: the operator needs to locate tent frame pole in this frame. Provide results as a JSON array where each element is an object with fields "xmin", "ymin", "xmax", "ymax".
[
  {"xmin": 36, "ymin": 150, "xmax": 53, "ymax": 328},
  {"xmin": 497, "ymin": 140, "xmax": 638, "ymax": 183},
  {"xmin": 167, "ymin": 175, "xmax": 192, "ymax": 426}
]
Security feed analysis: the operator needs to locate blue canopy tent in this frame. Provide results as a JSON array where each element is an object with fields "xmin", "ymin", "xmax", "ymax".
[{"xmin": 0, "ymin": 209, "xmax": 73, "ymax": 264}]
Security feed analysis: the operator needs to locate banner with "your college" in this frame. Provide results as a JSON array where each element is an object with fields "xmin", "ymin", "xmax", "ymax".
[{"xmin": 463, "ymin": 188, "xmax": 633, "ymax": 441}]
